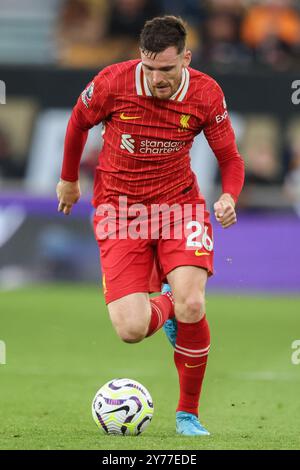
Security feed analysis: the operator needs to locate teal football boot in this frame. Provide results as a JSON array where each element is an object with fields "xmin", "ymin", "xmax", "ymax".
[{"xmin": 176, "ymin": 411, "xmax": 210, "ymax": 436}]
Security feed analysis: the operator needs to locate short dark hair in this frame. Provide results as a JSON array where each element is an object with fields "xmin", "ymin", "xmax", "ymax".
[{"xmin": 140, "ymin": 16, "xmax": 187, "ymax": 57}]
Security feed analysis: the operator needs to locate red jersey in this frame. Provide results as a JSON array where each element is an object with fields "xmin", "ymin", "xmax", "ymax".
[{"xmin": 62, "ymin": 60, "xmax": 244, "ymax": 207}]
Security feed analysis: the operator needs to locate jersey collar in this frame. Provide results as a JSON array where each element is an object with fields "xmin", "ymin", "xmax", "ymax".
[{"xmin": 135, "ymin": 62, "xmax": 190, "ymax": 102}]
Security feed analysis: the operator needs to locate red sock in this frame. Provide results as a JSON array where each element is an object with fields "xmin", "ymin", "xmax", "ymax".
[
  {"xmin": 146, "ymin": 292, "xmax": 174, "ymax": 337},
  {"xmin": 174, "ymin": 316, "xmax": 210, "ymax": 416}
]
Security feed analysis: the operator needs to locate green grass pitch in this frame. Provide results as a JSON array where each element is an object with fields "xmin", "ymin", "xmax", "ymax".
[{"xmin": 0, "ymin": 285, "xmax": 299, "ymax": 450}]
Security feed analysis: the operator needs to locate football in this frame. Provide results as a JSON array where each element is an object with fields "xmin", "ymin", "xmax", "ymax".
[{"xmin": 92, "ymin": 378, "xmax": 154, "ymax": 436}]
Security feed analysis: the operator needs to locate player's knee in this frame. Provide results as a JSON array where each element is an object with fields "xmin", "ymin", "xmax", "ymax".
[
  {"xmin": 179, "ymin": 293, "xmax": 206, "ymax": 322},
  {"xmin": 186, "ymin": 294, "xmax": 205, "ymax": 316},
  {"xmin": 109, "ymin": 300, "xmax": 149, "ymax": 343},
  {"xmin": 119, "ymin": 330, "xmax": 146, "ymax": 344},
  {"xmin": 116, "ymin": 324, "xmax": 147, "ymax": 344}
]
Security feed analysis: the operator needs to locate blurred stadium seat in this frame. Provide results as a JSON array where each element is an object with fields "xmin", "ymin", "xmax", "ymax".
[{"xmin": 0, "ymin": 0, "xmax": 60, "ymax": 64}]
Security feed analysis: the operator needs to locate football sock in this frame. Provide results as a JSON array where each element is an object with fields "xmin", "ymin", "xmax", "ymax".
[
  {"xmin": 174, "ymin": 316, "xmax": 210, "ymax": 416},
  {"xmin": 146, "ymin": 292, "xmax": 174, "ymax": 337}
]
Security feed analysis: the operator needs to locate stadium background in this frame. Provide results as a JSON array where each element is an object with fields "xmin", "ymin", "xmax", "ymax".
[{"xmin": 0, "ymin": 0, "xmax": 300, "ymax": 450}]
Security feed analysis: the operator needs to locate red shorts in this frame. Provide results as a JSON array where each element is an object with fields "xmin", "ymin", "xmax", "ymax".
[{"xmin": 93, "ymin": 199, "xmax": 214, "ymax": 304}]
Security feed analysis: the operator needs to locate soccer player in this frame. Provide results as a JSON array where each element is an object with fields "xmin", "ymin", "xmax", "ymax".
[{"xmin": 57, "ymin": 16, "xmax": 244, "ymax": 436}]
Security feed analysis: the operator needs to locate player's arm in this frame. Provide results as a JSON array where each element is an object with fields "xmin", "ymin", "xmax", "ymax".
[
  {"xmin": 212, "ymin": 139, "xmax": 244, "ymax": 229},
  {"xmin": 203, "ymin": 84, "xmax": 245, "ymax": 229},
  {"xmin": 57, "ymin": 75, "xmax": 110, "ymax": 215},
  {"xmin": 57, "ymin": 111, "xmax": 88, "ymax": 215}
]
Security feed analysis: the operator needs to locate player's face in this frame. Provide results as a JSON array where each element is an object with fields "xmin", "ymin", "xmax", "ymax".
[{"xmin": 141, "ymin": 46, "xmax": 192, "ymax": 100}]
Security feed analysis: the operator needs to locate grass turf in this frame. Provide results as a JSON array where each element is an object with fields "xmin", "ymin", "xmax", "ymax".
[{"xmin": 0, "ymin": 284, "xmax": 300, "ymax": 450}]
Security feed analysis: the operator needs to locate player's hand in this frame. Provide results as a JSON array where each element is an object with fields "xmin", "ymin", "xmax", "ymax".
[
  {"xmin": 56, "ymin": 179, "xmax": 81, "ymax": 215},
  {"xmin": 214, "ymin": 194, "xmax": 236, "ymax": 229}
]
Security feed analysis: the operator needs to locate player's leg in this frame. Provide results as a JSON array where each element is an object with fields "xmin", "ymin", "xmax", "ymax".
[
  {"xmin": 167, "ymin": 266, "xmax": 209, "ymax": 410},
  {"xmin": 93, "ymin": 211, "xmax": 174, "ymax": 343},
  {"xmin": 167, "ymin": 266, "xmax": 210, "ymax": 436},
  {"xmin": 158, "ymin": 199, "xmax": 213, "ymax": 435}
]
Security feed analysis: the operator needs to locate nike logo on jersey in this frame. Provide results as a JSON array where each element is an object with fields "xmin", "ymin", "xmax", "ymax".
[
  {"xmin": 120, "ymin": 113, "xmax": 141, "ymax": 120},
  {"xmin": 194, "ymin": 250, "xmax": 210, "ymax": 257}
]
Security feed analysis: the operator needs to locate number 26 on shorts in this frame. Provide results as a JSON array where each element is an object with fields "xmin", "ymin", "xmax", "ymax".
[{"xmin": 186, "ymin": 221, "xmax": 213, "ymax": 251}]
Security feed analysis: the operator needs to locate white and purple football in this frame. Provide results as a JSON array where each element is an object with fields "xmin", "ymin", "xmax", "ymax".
[{"xmin": 92, "ymin": 378, "xmax": 154, "ymax": 436}]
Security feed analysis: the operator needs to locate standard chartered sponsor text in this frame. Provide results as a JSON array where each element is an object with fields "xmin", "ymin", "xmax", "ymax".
[{"xmin": 140, "ymin": 139, "xmax": 185, "ymax": 154}]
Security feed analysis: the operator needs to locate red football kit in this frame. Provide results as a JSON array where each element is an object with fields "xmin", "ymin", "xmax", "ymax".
[{"xmin": 61, "ymin": 60, "xmax": 244, "ymax": 303}]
